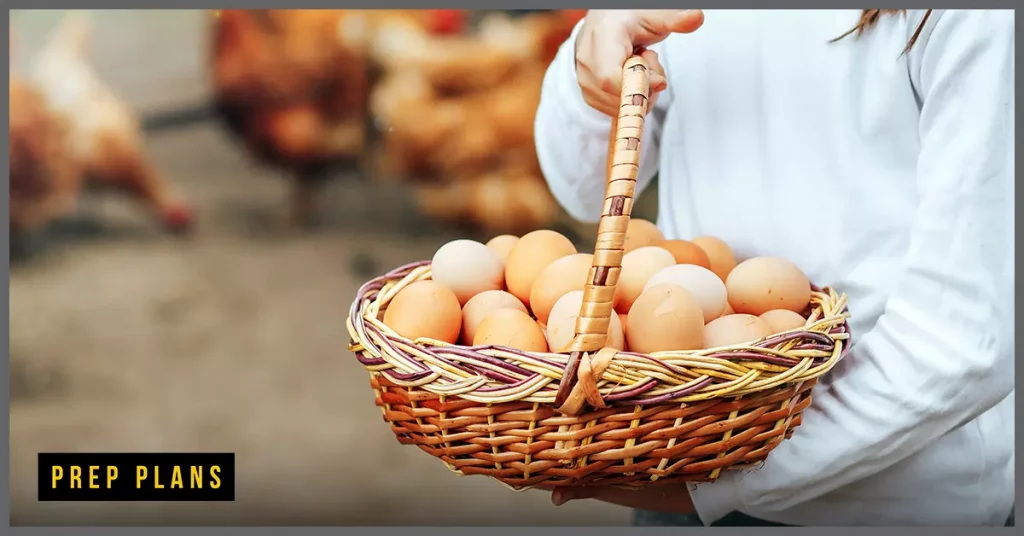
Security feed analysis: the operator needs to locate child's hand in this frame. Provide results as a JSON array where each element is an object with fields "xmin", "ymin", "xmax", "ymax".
[{"xmin": 574, "ymin": 10, "xmax": 704, "ymax": 116}]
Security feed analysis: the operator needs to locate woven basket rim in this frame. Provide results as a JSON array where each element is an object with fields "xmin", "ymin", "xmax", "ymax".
[{"xmin": 348, "ymin": 260, "xmax": 851, "ymax": 411}]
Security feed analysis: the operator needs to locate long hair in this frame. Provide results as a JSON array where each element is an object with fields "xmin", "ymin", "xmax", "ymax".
[{"xmin": 831, "ymin": 9, "xmax": 934, "ymax": 55}]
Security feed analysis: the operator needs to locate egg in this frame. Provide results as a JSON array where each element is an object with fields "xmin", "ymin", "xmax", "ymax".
[
  {"xmin": 623, "ymin": 219, "xmax": 664, "ymax": 253},
  {"xmin": 659, "ymin": 239, "xmax": 712, "ymax": 269},
  {"xmin": 759, "ymin": 309, "xmax": 807, "ymax": 334},
  {"xmin": 546, "ymin": 290, "xmax": 625, "ymax": 353},
  {"xmin": 383, "ymin": 281, "xmax": 462, "ymax": 344},
  {"xmin": 703, "ymin": 314, "xmax": 773, "ymax": 349},
  {"xmin": 615, "ymin": 246, "xmax": 676, "ymax": 314},
  {"xmin": 473, "ymin": 308, "xmax": 549, "ymax": 352},
  {"xmin": 431, "ymin": 239, "xmax": 505, "ymax": 305},
  {"xmin": 461, "ymin": 290, "xmax": 529, "ymax": 345},
  {"xmin": 485, "ymin": 234, "xmax": 519, "ymax": 265},
  {"xmin": 726, "ymin": 257, "xmax": 811, "ymax": 315},
  {"xmin": 504, "ymin": 230, "xmax": 578, "ymax": 306},
  {"xmin": 529, "ymin": 253, "xmax": 595, "ymax": 325},
  {"xmin": 692, "ymin": 236, "xmax": 737, "ymax": 282},
  {"xmin": 626, "ymin": 283, "xmax": 705, "ymax": 353},
  {"xmin": 644, "ymin": 264, "xmax": 729, "ymax": 323}
]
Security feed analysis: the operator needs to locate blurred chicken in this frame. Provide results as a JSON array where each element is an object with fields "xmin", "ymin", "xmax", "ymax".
[
  {"xmin": 360, "ymin": 9, "xmax": 469, "ymax": 38},
  {"xmin": 368, "ymin": 69, "xmax": 440, "ymax": 178},
  {"xmin": 371, "ymin": 10, "xmax": 582, "ymax": 233},
  {"xmin": 476, "ymin": 10, "xmax": 584, "ymax": 65},
  {"xmin": 369, "ymin": 10, "xmax": 576, "ymax": 96},
  {"xmin": 9, "ymin": 73, "xmax": 81, "ymax": 236},
  {"xmin": 436, "ymin": 64, "xmax": 546, "ymax": 176},
  {"xmin": 212, "ymin": 9, "xmax": 372, "ymax": 227},
  {"xmin": 370, "ymin": 22, "xmax": 527, "ymax": 95},
  {"xmin": 370, "ymin": 11, "xmax": 582, "ymax": 180},
  {"xmin": 374, "ymin": 62, "xmax": 546, "ymax": 180},
  {"xmin": 29, "ymin": 13, "xmax": 193, "ymax": 233},
  {"xmin": 414, "ymin": 166, "xmax": 560, "ymax": 234},
  {"xmin": 425, "ymin": 10, "xmax": 469, "ymax": 35}
]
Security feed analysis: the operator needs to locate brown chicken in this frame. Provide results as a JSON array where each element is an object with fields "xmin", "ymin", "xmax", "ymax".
[
  {"xmin": 414, "ymin": 163, "xmax": 561, "ymax": 234},
  {"xmin": 212, "ymin": 9, "xmax": 374, "ymax": 227},
  {"xmin": 476, "ymin": 10, "xmax": 585, "ymax": 65},
  {"xmin": 29, "ymin": 13, "xmax": 193, "ymax": 233},
  {"xmin": 9, "ymin": 74, "xmax": 81, "ymax": 235},
  {"xmin": 374, "ymin": 10, "xmax": 582, "ymax": 92},
  {"xmin": 370, "ymin": 22, "xmax": 527, "ymax": 96},
  {"xmin": 367, "ymin": 68, "xmax": 441, "ymax": 179},
  {"xmin": 371, "ymin": 11, "xmax": 583, "ymax": 179},
  {"xmin": 387, "ymin": 64, "xmax": 547, "ymax": 179},
  {"xmin": 369, "ymin": 10, "xmax": 585, "ymax": 232}
]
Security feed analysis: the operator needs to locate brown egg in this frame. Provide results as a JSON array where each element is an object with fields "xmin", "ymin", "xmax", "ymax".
[
  {"xmin": 626, "ymin": 283, "xmax": 705, "ymax": 353},
  {"xmin": 485, "ymin": 234, "xmax": 519, "ymax": 265},
  {"xmin": 504, "ymin": 230, "xmax": 578, "ymax": 306},
  {"xmin": 431, "ymin": 239, "xmax": 505, "ymax": 305},
  {"xmin": 529, "ymin": 253, "xmax": 595, "ymax": 325},
  {"xmin": 623, "ymin": 219, "xmax": 664, "ymax": 253},
  {"xmin": 760, "ymin": 309, "xmax": 807, "ymax": 334},
  {"xmin": 615, "ymin": 246, "xmax": 676, "ymax": 315},
  {"xmin": 473, "ymin": 308, "xmax": 549, "ymax": 352},
  {"xmin": 461, "ymin": 290, "xmax": 529, "ymax": 345},
  {"xmin": 659, "ymin": 239, "xmax": 712, "ymax": 269},
  {"xmin": 692, "ymin": 236, "xmax": 738, "ymax": 282},
  {"xmin": 703, "ymin": 314, "xmax": 773, "ymax": 349},
  {"xmin": 546, "ymin": 290, "xmax": 625, "ymax": 353},
  {"xmin": 383, "ymin": 281, "xmax": 462, "ymax": 344},
  {"xmin": 726, "ymin": 257, "xmax": 812, "ymax": 316}
]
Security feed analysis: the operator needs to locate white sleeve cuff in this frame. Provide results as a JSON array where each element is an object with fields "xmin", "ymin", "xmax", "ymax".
[
  {"xmin": 689, "ymin": 474, "xmax": 744, "ymax": 525},
  {"xmin": 553, "ymin": 19, "xmax": 614, "ymax": 130}
]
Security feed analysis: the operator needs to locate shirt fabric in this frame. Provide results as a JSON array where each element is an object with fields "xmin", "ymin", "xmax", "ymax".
[{"xmin": 535, "ymin": 9, "xmax": 1014, "ymax": 526}]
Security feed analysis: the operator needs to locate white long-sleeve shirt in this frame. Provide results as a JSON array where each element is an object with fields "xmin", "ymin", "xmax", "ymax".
[{"xmin": 536, "ymin": 9, "xmax": 1014, "ymax": 526}]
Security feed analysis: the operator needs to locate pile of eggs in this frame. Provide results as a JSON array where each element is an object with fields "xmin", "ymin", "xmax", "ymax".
[{"xmin": 381, "ymin": 219, "xmax": 814, "ymax": 354}]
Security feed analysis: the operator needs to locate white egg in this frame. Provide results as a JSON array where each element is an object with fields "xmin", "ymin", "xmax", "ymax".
[
  {"xmin": 644, "ymin": 264, "xmax": 729, "ymax": 322},
  {"xmin": 431, "ymin": 239, "xmax": 504, "ymax": 305}
]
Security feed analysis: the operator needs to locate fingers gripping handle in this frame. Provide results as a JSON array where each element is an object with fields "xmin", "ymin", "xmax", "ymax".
[{"xmin": 554, "ymin": 55, "xmax": 651, "ymax": 411}]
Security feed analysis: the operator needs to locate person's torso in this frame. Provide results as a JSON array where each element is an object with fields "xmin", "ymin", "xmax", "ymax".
[{"xmin": 652, "ymin": 10, "xmax": 1013, "ymax": 524}]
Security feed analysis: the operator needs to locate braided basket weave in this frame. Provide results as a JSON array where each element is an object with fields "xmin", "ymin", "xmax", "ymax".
[{"xmin": 348, "ymin": 55, "xmax": 851, "ymax": 490}]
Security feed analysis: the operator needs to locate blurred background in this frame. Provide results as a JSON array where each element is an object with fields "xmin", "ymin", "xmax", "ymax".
[{"xmin": 9, "ymin": 8, "xmax": 662, "ymax": 526}]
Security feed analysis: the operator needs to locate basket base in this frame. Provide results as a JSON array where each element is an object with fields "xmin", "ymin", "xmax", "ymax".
[{"xmin": 368, "ymin": 374, "xmax": 814, "ymax": 489}]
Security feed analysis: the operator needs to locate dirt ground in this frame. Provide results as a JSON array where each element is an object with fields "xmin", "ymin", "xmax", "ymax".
[{"xmin": 9, "ymin": 122, "xmax": 631, "ymax": 526}]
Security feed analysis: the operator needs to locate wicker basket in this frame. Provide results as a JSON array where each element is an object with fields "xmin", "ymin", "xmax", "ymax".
[{"xmin": 348, "ymin": 55, "xmax": 851, "ymax": 490}]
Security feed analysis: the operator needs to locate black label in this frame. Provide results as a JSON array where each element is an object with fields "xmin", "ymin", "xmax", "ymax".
[{"xmin": 38, "ymin": 452, "xmax": 235, "ymax": 501}]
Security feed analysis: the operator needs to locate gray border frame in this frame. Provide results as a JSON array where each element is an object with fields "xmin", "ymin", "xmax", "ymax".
[{"xmin": 5, "ymin": 4, "xmax": 1019, "ymax": 531}]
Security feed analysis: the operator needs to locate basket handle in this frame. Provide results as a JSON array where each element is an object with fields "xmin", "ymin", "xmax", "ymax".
[{"xmin": 555, "ymin": 53, "xmax": 651, "ymax": 411}]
